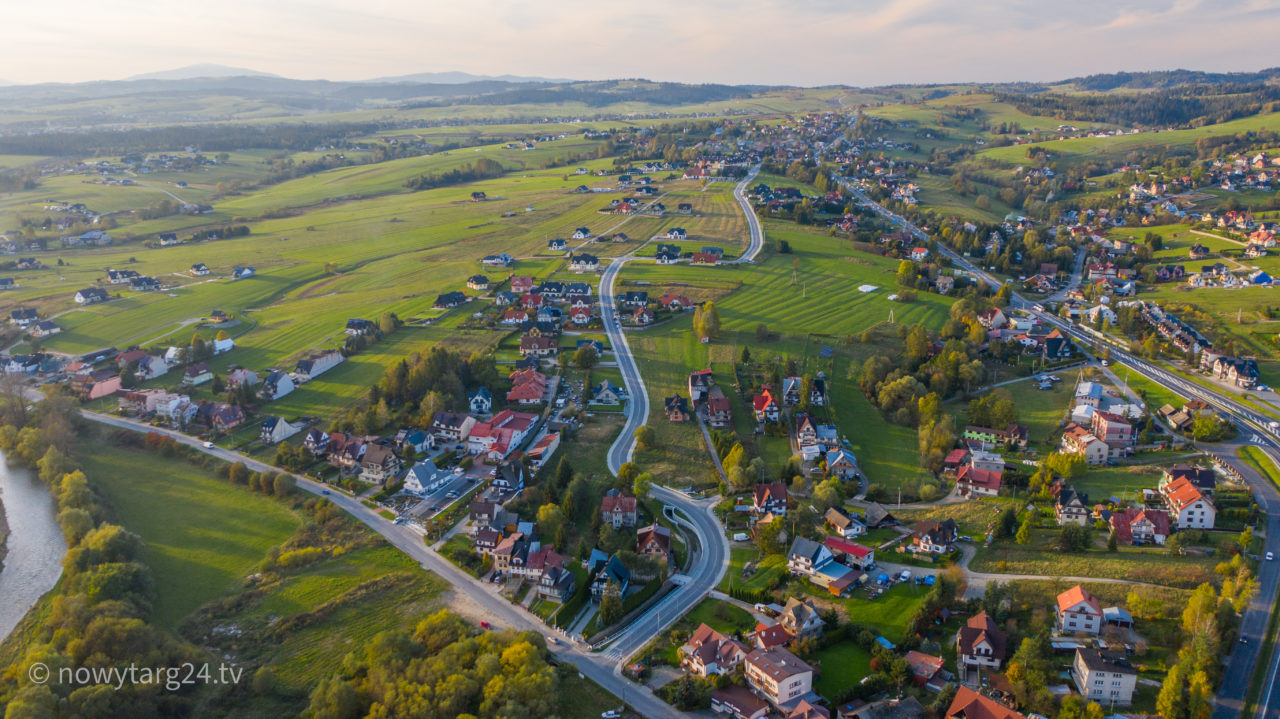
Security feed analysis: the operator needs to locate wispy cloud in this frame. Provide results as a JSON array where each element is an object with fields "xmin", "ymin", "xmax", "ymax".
[{"xmin": 1, "ymin": 0, "xmax": 1277, "ymax": 85}]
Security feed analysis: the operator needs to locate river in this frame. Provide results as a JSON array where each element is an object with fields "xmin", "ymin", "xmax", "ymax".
[{"xmin": 0, "ymin": 459, "xmax": 66, "ymax": 641}]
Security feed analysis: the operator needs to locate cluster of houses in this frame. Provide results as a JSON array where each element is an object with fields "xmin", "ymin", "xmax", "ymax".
[
  {"xmin": 615, "ymin": 288, "xmax": 696, "ymax": 326},
  {"xmin": 977, "ymin": 308, "xmax": 1077, "ymax": 362},
  {"xmin": 1057, "ymin": 381, "xmax": 1141, "ymax": 465},
  {"xmin": 678, "ymin": 369, "xmax": 732, "ymax": 428},
  {"xmin": 498, "ymin": 274, "xmax": 595, "ymax": 334},
  {"xmin": 1053, "ymin": 463, "xmax": 1217, "ymax": 538}
]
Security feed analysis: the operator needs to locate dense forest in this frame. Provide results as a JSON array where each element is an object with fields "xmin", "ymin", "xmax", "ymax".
[{"xmin": 999, "ymin": 84, "xmax": 1280, "ymax": 127}]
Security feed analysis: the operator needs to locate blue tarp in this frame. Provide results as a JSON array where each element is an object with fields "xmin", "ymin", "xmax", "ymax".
[
  {"xmin": 876, "ymin": 636, "xmax": 896, "ymax": 650},
  {"xmin": 876, "ymin": 573, "xmax": 890, "ymax": 584}
]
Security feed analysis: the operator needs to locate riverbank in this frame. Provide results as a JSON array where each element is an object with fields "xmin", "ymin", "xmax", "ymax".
[{"xmin": 0, "ymin": 495, "xmax": 7, "ymax": 573}]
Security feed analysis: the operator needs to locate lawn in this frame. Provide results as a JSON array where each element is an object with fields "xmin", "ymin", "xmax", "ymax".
[
  {"xmin": 971, "ymin": 528, "xmax": 1219, "ymax": 589},
  {"xmin": 718, "ymin": 547, "xmax": 787, "ymax": 594},
  {"xmin": 815, "ymin": 581, "xmax": 929, "ymax": 642},
  {"xmin": 961, "ymin": 370, "xmax": 1078, "ymax": 447},
  {"xmin": 812, "ymin": 642, "xmax": 873, "ymax": 702},
  {"xmin": 677, "ymin": 597, "xmax": 756, "ymax": 635},
  {"xmin": 86, "ymin": 442, "xmax": 301, "ymax": 628},
  {"xmin": 1071, "ymin": 464, "xmax": 1164, "ymax": 502}
]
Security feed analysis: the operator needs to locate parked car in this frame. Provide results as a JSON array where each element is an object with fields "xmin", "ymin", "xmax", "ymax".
[
  {"xmin": 1267, "ymin": 551, "xmax": 1275, "ymax": 561},
  {"xmin": 202, "ymin": 441, "xmax": 215, "ymax": 448},
  {"xmin": 480, "ymin": 621, "xmax": 491, "ymax": 629}
]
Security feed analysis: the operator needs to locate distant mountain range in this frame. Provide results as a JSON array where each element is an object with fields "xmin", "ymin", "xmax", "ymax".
[
  {"xmin": 124, "ymin": 64, "xmax": 283, "ymax": 81},
  {"xmin": 119, "ymin": 64, "xmax": 570, "ymax": 85}
]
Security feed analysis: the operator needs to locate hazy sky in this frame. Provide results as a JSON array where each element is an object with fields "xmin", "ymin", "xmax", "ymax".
[{"xmin": 5, "ymin": 0, "xmax": 1279, "ymax": 86}]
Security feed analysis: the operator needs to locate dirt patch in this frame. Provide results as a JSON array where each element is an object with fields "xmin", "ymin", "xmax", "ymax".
[{"xmin": 294, "ymin": 274, "xmax": 345, "ymax": 301}]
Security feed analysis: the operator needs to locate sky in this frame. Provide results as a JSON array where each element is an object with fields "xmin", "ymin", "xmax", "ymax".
[{"xmin": 4, "ymin": 0, "xmax": 1280, "ymax": 86}]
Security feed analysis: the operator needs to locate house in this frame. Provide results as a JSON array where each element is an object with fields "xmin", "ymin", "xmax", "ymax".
[
  {"xmin": 864, "ymin": 502, "xmax": 897, "ymax": 528},
  {"xmin": 781, "ymin": 377, "xmax": 803, "ymax": 406},
  {"xmin": 359, "ymin": 444, "xmax": 402, "ymax": 484},
  {"xmin": 30, "ymin": 320, "xmax": 61, "ymax": 338},
  {"xmin": 182, "ymin": 362, "xmax": 213, "ymax": 386},
  {"xmin": 536, "ymin": 563, "xmax": 576, "ymax": 601},
  {"xmin": 466, "ymin": 274, "xmax": 490, "ymax": 290},
  {"xmin": 744, "ymin": 647, "xmax": 815, "ymax": 710},
  {"xmin": 754, "ymin": 482, "xmax": 789, "ymax": 515},
  {"xmin": 962, "ymin": 424, "xmax": 1028, "ymax": 450},
  {"xmin": 467, "ymin": 410, "xmax": 537, "ymax": 460},
  {"xmin": 260, "ymin": 371, "xmax": 295, "ymax": 400},
  {"xmin": 905, "ymin": 650, "xmax": 946, "ymax": 688},
  {"xmin": 328, "ymin": 434, "xmax": 368, "ymax": 472},
  {"xmin": 492, "ymin": 459, "xmax": 526, "ymax": 492},
  {"xmin": 345, "ymin": 318, "xmax": 375, "ymax": 336},
  {"xmin": 70, "ymin": 370, "xmax": 122, "ymax": 400},
  {"xmin": 946, "ymin": 687, "xmax": 1027, "ymax": 719},
  {"xmin": 430, "ymin": 411, "xmax": 477, "ymax": 446},
  {"xmin": 706, "ymin": 386, "xmax": 732, "ymax": 428},
  {"xmin": 1109, "ymin": 507, "xmax": 1171, "ymax": 545},
  {"xmin": 824, "ymin": 507, "xmax": 865, "ymax": 539},
  {"xmin": 910, "ymin": 247, "xmax": 929, "ymax": 261},
  {"xmin": 526, "ymin": 432, "xmax": 560, "ymax": 468},
  {"xmin": 9, "ymin": 308, "xmax": 37, "ymax": 327},
  {"xmin": 601, "ymin": 491, "xmax": 638, "ymax": 529},
  {"xmin": 568, "ymin": 253, "xmax": 599, "ymax": 272},
  {"xmin": 1091, "ymin": 410, "xmax": 1135, "ymax": 450},
  {"xmin": 911, "ymin": 519, "xmax": 957, "ymax": 554},
  {"xmin": 1060, "ymin": 423, "xmax": 1109, "ymax": 465},
  {"xmin": 659, "ymin": 293, "xmax": 693, "ymax": 311},
  {"xmin": 260, "ymin": 416, "xmax": 303, "ymax": 444},
  {"xmin": 976, "ymin": 307, "xmax": 1008, "ymax": 330},
  {"xmin": 957, "ymin": 611, "xmax": 1007, "ymax": 671},
  {"xmin": 468, "ymin": 387, "xmax": 493, "ymax": 415},
  {"xmin": 1055, "ymin": 485, "xmax": 1091, "ymax": 526},
  {"xmin": 787, "ymin": 536, "xmax": 834, "ymax": 578},
  {"xmin": 840, "ymin": 697, "xmax": 926, "ymax": 719},
  {"xmin": 1161, "ymin": 464, "xmax": 1217, "ymax": 493},
  {"xmin": 590, "ymin": 554, "xmax": 630, "ymax": 601},
  {"xmin": 822, "ymin": 536, "xmax": 875, "ymax": 570},
  {"xmin": 129, "ymin": 276, "xmax": 161, "ymax": 292},
  {"xmin": 688, "ymin": 369, "xmax": 714, "ymax": 401},
  {"xmin": 1056, "ymin": 585, "xmax": 1103, "ymax": 635},
  {"xmin": 470, "ymin": 191, "xmax": 486, "ymax": 201},
  {"xmin": 753, "ymin": 388, "xmax": 781, "ymax": 422},
  {"xmin": 434, "ymin": 291, "xmax": 467, "ymax": 309},
  {"xmin": 826, "ymin": 449, "xmax": 858, "ymax": 479},
  {"xmin": 548, "ymin": 237, "xmax": 567, "ymax": 251},
  {"xmin": 1213, "ymin": 356, "xmax": 1260, "ymax": 388},
  {"xmin": 572, "ymin": 227, "xmax": 592, "ymax": 239},
  {"xmin": 189, "ymin": 263, "xmax": 209, "ymax": 276},
  {"xmin": 294, "ymin": 350, "xmax": 344, "ymax": 381},
  {"xmin": 637, "ymin": 523, "xmax": 672, "ymax": 563},
  {"xmin": 519, "ymin": 334, "xmax": 558, "ymax": 357},
  {"xmin": 956, "ymin": 466, "xmax": 1002, "ymax": 498},
  {"xmin": 481, "ymin": 253, "xmax": 513, "ymax": 267},
  {"xmin": 712, "ymin": 686, "xmax": 771, "ymax": 719},
  {"xmin": 507, "ymin": 369, "xmax": 548, "ymax": 405},
  {"xmin": 778, "ymin": 597, "xmax": 825, "ymax": 640},
  {"xmin": 1072, "ymin": 649, "xmax": 1137, "ymax": 705},
  {"xmin": 106, "ymin": 268, "xmax": 140, "ymax": 284},
  {"xmin": 1161, "ymin": 476, "xmax": 1216, "ymax": 529},
  {"xmin": 593, "ymin": 380, "xmax": 626, "ymax": 404},
  {"xmin": 75, "ymin": 287, "xmax": 110, "ymax": 304},
  {"xmin": 303, "ymin": 429, "xmax": 330, "ymax": 457},
  {"xmin": 692, "ymin": 252, "xmax": 719, "ymax": 265},
  {"xmin": 197, "ymin": 402, "xmax": 246, "ymax": 432},
  {"xmin": 232, "ymin": 266, "xmax": 255, "ymax": 279},
  {"xmin": 664, "ymin": 394, "xmax": 690, "ymax": 421},
  {"xmin": 631, "ymin": 306, "xmax": 654, "ymax": 325}
]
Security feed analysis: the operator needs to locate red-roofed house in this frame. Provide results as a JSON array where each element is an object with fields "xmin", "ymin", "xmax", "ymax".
[
  {"xmin": 754, "ymin": 482, "xmax": 789, "ymax": 515},
  {"xmin": 753, "ymin": 388, "xmax": 781, "ymax": 422},
  {"xmin": 822, "ymin": 536, "xmax": 875, "ymax": 569},
  {"xmin": 680, "ymin": 623, "xmax": 748, "ymax": 677},
  {"xmin": 1109, "ymin": 507, "xmax": 1171, "ymax": 546},
  {"xmin": 1160, "ymin": 476, "xmax": 1216, "ymax": 529},
  {"xmin": 1056, "ymin": 585, "xmax": 1103, "ymax": 635},
  {"xmin": 751, "ymin": 622, "xmax": 794, "ymax": 651},
  {"xmin": 956, "ymin": 466, "xmax": 1002, "ymax": 498},
  {"xmin": 601, "ymin": 492, "xmax": 638, "ymax": 528},
  {"xmin": 946, "ymin": 687, "xmax": 1027, "ymax": 719}
]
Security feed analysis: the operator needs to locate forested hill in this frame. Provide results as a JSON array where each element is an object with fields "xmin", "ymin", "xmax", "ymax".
[
  {"xmin": 997, "ymin": 83, "xmax": 1280, "ymax": 127},
  {"xmin": 1057, "ymin": 67, "xmax": 1280, "ymax": 92}
]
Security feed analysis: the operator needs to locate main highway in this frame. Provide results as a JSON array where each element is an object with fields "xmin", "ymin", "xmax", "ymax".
[{"xmin": 841, "ymin": 177, "xmax": 1280, "ymax": 719}]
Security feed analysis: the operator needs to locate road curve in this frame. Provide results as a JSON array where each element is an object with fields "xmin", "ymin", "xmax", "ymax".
[{"xmin": 79, "ymin": 410, "xmax": 684, "ymax": 719}]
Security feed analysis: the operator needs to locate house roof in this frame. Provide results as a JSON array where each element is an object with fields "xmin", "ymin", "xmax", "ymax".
[
  {"xmin": 754, "ymin": 481, "xmax": 788, "ymax": 507},
  {"xmin": 745, "ymin": 647, "xmax": 812, "ymax": 682},
  {"xmin": 946, "ymin": 687, "xmax": 1026, "ymax": 719},
  {"xmin": 1163, "ymin": 476, "xmax": 1211, "ymax": 511},
  {"xmin": 957, "ymin": 611, "xmax": 1006, "ymax": 660},
  {"xmin": 957, "ymin": 466, "xmax": 1003, "ymax": 493},
  {"xmin": 823, "ymin": 535, "xmax": 873, "ymax": 559},
  {"xmin": 1075, "ymin": 648, "xmax": 1135, "ymax": 675},
  {"xmin": 601, "ymin": 493, "xmax": 637, "ymax": 515},
  {"xmin": 1056, "ymin": 585, "xmax": 1101, "ymax": 615},
  {"xmin": 752, "ymin": 621, "xmax": 793, "ymax": 650}
]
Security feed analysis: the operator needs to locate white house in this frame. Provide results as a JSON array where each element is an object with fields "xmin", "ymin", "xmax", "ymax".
[
  {"xmin": 1056, "ymin": 585, "xmax": 1103, "ymax": 636},
  {"xmin": 260, "ymin": 416, "xmax": 304, "ymax": 444},
  {"xmin": 1161, "ymin": 476, "xmax": 1216, "ymax": 529},
  {"xmin": 260, "ymin": 371, "xmax": 295, "ymax": 400},
  {"xmin": 403, "ymin": 459, "xmax": 450, "ymax": 495}
]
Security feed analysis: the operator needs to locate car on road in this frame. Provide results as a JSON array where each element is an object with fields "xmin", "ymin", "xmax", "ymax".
[
  {"xmin": 1268, "ymin": 551, "xmax": 1275, "ymax": 561},
  {"xmin": 547, "ymin": 636, "xmax": 559, "ymax": 645},
  {"xmin": 321, "ymin": 489, "xmax": 331, "ymax": 495},
  {"xmin": 430, "ymin": 505, "xmax": 440, "ymax": 512},
  {"xmin": 202, "ymin": 441, "xmax": 215, "ymax": 448},
  {"xmin": 602, "ymin": 712, "xmax": 621, "ymax": 719},
  {"xmin": 480, "ymin": 621, "xmax": 491, "ymax": 629}
]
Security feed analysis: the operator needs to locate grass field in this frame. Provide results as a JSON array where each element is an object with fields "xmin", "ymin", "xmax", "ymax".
[
  {"xmin": 961, "ymin": 370, "xmax": 1078, "ymax": 447},
  {"xmin": 812, "ymin": 642, "xmax": 873, "ymax": 701},
  {"xmin": 972, "ymin": 527, "xmax": 1218, "ymax": 589},
  {"xmin": 87, "ymin": 442, "xmax": 301, "ymax": 628}
]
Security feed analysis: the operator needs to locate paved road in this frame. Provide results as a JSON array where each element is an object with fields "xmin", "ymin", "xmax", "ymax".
[
  {"xmin": 730, "ymin": 165, "xmax": 764, "ymax": 263},
  {"xmin": 842, "ymin": 178, "xmax": 1280, "ymax": 718},
  {"xmin": 79, "ymin": 411, "xmax": 684, "ymax": 719},
  {"xmin": 600, "ymin": 250, "xmax": 651, "ymax": 477}
]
